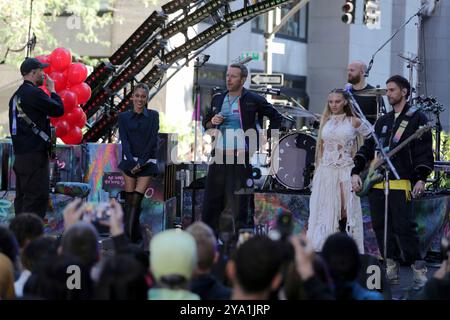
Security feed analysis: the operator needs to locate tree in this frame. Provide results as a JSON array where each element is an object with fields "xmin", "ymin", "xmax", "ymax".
[{"xmin": 0, "ymin": 0, "xmax": 156, "ymax": 66}]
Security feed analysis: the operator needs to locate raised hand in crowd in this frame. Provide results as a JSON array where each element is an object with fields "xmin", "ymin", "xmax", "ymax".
[
  {"xmin": 289, "ymin": 234, "xmax": 315, "ymax": 281},
  {"xmin": 98, "ymin": 198, "xmax": 124, "ymax": 237},
  {"xmin": 62, "ymin": 198, "xmax": 84, "ymax": 231}
]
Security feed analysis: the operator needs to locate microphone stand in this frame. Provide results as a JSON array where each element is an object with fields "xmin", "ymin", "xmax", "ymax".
[
  {"xmin": 347, "ymin": 89, "xmax": 400, "ymax": 261},
  {"xmin": 191, "ymin": 55, "xmax": 209, "ymax": 224},
  {"xmin": 365, "ymin": 4, "xmax": 425, "ymax": 77}
]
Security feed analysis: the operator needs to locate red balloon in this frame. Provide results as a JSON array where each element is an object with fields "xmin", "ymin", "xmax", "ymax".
[
  {"xmin": 35, "ymin": 55, "xmax": 52, "ymax": 74},
  {"xmin": 49, "ymin": 71, "xmax": 67, "ymax": 93},
  {"xmin": 59, "ymin": 90, "xmax": 78, "ymax": 113},
  {"xmin": 61, "ymin": 127, "xmax": 83, "ymax": 145},
  {"xmin": 55, "ymin": 120, "xmax": 70, "ymax": 138},
  {"xmin": 75, "ymin": 111, "xmax": 87, "ymax": 128},
  {"xmin": 65, "ymin": 107, "xmax": 84, "ymax": 126},
  {"xmin": 70, "ymin": 82, "xmax": 91, "ymax": 105},
  {"xmin": 67, "ymin": 63, "xmax": 88, "ymax": 86},
  {"xmin": 50, "ymin": 117, "xmax": 59, "ymax": 126},
  {"xmin": 50, "ymin": 48, "xmax": 72, "ymax": 72}
]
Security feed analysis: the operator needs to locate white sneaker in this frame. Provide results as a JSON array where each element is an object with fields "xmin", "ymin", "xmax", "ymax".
[
  {"xmin": 411, "ymin": 264, "xmax": 428, "ymax": 288},
  {"xmin": 386, "ymin": 259, "xmax": 400, "ymax": 284}
]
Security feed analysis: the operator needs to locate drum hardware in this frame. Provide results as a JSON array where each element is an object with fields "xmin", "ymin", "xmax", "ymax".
[
  {"xmin": 434, "ymin": 161, "xmax": 450, "ymax": 173},
  {"xmin": 354, "ymin": 88, "xmax": 387, "ymax": 97},
  {"xmin": 272, "ymin": 103, "xmax": 318, "ymax": 118},
  {"xmin": 270, "ymin": 132, "xmax": 316, "ymax": 191}
]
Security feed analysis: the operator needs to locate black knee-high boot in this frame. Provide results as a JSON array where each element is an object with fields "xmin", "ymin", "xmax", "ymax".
[
  {"xmin": 123, "ymin": 191, "xmax": 134, "ymax": 240},
  {"xmin": 129, "ymin": 191, "xmax": 144, "ymax": 243},
  {"xmin": 339, "ymin": 217, "xmax": 347, "ymax": 233}
]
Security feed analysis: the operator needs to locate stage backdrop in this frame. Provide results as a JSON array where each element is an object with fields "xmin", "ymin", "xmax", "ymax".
[
  {"xmin": 182, "ymin": 189, "xmax": 449, "ymax": 258},
  {"xmin": 0, "ymin": 138, "xmax": 177, "ymax": 236}
]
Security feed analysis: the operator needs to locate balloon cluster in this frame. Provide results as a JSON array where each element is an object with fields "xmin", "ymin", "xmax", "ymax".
[{"xmin": 36, "ymin": 48, "xmax": 91, "ymax": 144}]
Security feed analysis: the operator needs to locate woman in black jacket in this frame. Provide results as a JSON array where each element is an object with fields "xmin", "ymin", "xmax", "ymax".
[{"xmin": 118, "ymin": 83, "xmax": 159, "ymax": 243}]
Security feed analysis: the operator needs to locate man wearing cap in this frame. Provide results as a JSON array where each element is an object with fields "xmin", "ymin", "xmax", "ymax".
[{"xmin": 9, "ymin": 57, "xmax": 64, "ymax": 218}]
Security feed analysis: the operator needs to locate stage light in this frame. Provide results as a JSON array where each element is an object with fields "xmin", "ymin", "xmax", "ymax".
[
  {"xmin": 161, "ymin": 0, "xmax": 225, "ymax": 39},
  {"xmin": 84, "ymin": 62, "xmax": 113, "ymax": 92},
  {"xmin": 109, "ymin": 39, "xmax": 164, "ymax": 92},
  {"xmin": 342, "ymin": 0, "xmax": 356, "ymax": 24},
  {"xmin": 363, "ymin": 0, "xmax": 381, "ymax": 29},
  {"xmin": 162, "ymin": 0, "xmax": 191, "ymax": 14},
  {"xmin": 83, "ymin": 64, "xmax": 167, "ymax": 142},
  {"xmin": 109, "ymin": 11, "xmax": 166, "ymax": 65},
  {"xmin": 163, "ymin": 22, "xmax": 229, "ymax": 65},
  {"xmin": 83, "ymin": 88, "xmax": 110, "ymax": 118},
  {"xmin": 224, "ymin": 0, "xmax": 290, "ymax": 23}
]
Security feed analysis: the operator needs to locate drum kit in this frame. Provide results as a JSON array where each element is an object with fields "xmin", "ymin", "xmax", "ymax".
[{"xmin": 252, "ymin": 87, "xmax": 388, "ymax": 193}]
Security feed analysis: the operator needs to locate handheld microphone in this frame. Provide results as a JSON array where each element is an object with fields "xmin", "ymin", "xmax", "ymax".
[{"xmin": 344, "ymin": 83, "xmax": 353, "ymax": 93}]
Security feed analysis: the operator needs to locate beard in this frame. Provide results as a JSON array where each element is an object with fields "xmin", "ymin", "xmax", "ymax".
[
  {"xmin": 35, "ymin": 75, "xmax": 44, "ymax": 86},
  {"xmin": 347, "ymin": 74, "xmax": 360, "ymax": 85},
  {"xmin": 388, "ymin": 96, "xmax": 402, "ymax": 106}
]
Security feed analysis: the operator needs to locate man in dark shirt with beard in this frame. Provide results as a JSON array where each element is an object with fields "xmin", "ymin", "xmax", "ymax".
[
  {"xmin": 351, "ymin": 75, "xmax": 433, "ymax": 289},
  {"xmin": 347, "ymin": 60, "xmax": 385, "ymax": 124}
]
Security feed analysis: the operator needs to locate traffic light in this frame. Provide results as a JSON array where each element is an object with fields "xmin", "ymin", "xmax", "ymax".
[
  {"xmin": 341, "ymin": 0, "xmax": 356, "ymax": 24},
  {"xmin": 364, "ymin": 0, "xmax": 381, "ymax": 29}
]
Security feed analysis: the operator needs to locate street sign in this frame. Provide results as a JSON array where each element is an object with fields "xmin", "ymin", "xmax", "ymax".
[
  {"xmin": 241, "ymin": 51, "xmax": 263, "ymax": 62},
  {"xmin": 250, "ymin": 73, "xmax": 284, "ymax": 86}
]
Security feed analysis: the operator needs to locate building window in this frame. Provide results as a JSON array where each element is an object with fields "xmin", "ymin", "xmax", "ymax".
[{"xmin": 251, "ymin": 2, "xmax": 308, "ymax": 42}]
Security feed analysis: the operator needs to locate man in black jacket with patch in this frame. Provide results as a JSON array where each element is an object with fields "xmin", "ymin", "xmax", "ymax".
[
  {"xmin": 9, "ymin": 57, "xmax": 64, "ymax": 218},
  {"xmin": 202, "ymin": 63, "xmax": 282, "ymax": 239},
  {"xmin": 351, "ymin": 75, "xmax": 433, "ymax": 289}
]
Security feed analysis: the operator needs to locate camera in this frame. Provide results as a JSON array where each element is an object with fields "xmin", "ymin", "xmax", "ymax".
[
  {"xmin": 82, "ymin": 202, "xmax": 111, "ymax": 222},
  {"xmin": 237, "ymin": 228, "xmax": 254, "ymax": 247}
]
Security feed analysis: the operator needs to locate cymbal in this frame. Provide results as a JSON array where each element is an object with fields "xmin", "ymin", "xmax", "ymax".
[
  {"xmin": 354, "ymin": 88, "xmax": 387, "ymax": 97},
  {"xmin": 273, "ymin": 104, "xmax": 317, "ymax": 118}
]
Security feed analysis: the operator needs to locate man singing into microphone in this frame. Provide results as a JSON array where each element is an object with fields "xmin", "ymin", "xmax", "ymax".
[
  {"xmin": 202, "ymin": 62, "xmax": 282, "ymax": 241},
  {"xmin": 351, "ymin": 75, "xmax": 433, "ymax": 289},
  {"xmin": 347, "ymin": 60, "xmax": 385, "ymax": 124}
]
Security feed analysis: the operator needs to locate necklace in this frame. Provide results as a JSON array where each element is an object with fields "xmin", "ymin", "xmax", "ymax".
[{"xmin": 227, "ymin": 94, "xmax": 240, "ymax": 108}]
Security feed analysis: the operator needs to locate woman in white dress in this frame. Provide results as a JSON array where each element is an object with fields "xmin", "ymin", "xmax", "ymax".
[{"xmin": 307, "ymin": 89, "xmax": 370, "ymax": 253}]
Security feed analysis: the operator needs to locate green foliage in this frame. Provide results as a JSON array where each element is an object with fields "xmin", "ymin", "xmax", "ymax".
[
  {"xmin": 0, "ymin": 0, "xmax": 157, "ymax": 66},
  {"xmin": 432, "ymin": 130, "xmax": 450, "ymax": 188}
]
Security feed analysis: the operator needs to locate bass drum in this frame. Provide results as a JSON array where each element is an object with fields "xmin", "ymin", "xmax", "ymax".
[{"xmin": 271, "ymin": 132, "xmax": 316, "ymax": 190}]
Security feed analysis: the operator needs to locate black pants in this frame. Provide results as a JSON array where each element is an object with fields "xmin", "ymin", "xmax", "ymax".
[
  {"xmin": 368, "ymin": 188, "xmax": 421, "ymax": 264},
  {"xmin": 201, "ymin": 162, "xmax": 254, "ymax": 236},
  {"xmin": 13, "ymin": 152, "xmax": 50, "ymax": 219}
]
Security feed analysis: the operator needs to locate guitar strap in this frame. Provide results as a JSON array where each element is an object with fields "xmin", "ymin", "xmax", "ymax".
[
  {"xmin": 392, "ymin": 119, "xmax": 409, "ymax": 144},
  {"xmin": 392, "ymin": 105, "xmax": 419, "ymax": 144},
  {"xmin": 12, "ymin": 95, "xmax": 51, "ymax": 143}
]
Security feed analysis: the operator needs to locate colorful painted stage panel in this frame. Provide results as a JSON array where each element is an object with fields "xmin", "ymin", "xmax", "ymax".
[{"xmin": 182, "ymin": 189, "xmax": 449, "ymax": 257}]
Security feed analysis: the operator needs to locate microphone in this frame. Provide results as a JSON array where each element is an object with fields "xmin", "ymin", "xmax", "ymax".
[
  {"xmin": 344, "ymin": 83, "xmax": 353, "ymax": 94},
  {"xmin": 249, "ymin": 87, "xmax": 281, "ymax": 96}
]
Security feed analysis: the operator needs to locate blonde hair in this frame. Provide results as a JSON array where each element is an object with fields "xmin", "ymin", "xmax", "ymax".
[{"xmin": 314, "ymin": 89, "xmax": 364, "ymax": 167}]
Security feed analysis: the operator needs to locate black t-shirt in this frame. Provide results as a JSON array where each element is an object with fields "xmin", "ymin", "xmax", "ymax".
[{"xmin": 352, "ymin": 84, "xmax": 383, "ymax": 125}]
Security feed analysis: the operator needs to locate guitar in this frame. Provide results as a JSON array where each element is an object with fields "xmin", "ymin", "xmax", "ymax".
[{"xmin": 356, "ymin": 123, "xmax": 432, "ymax": 197}]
